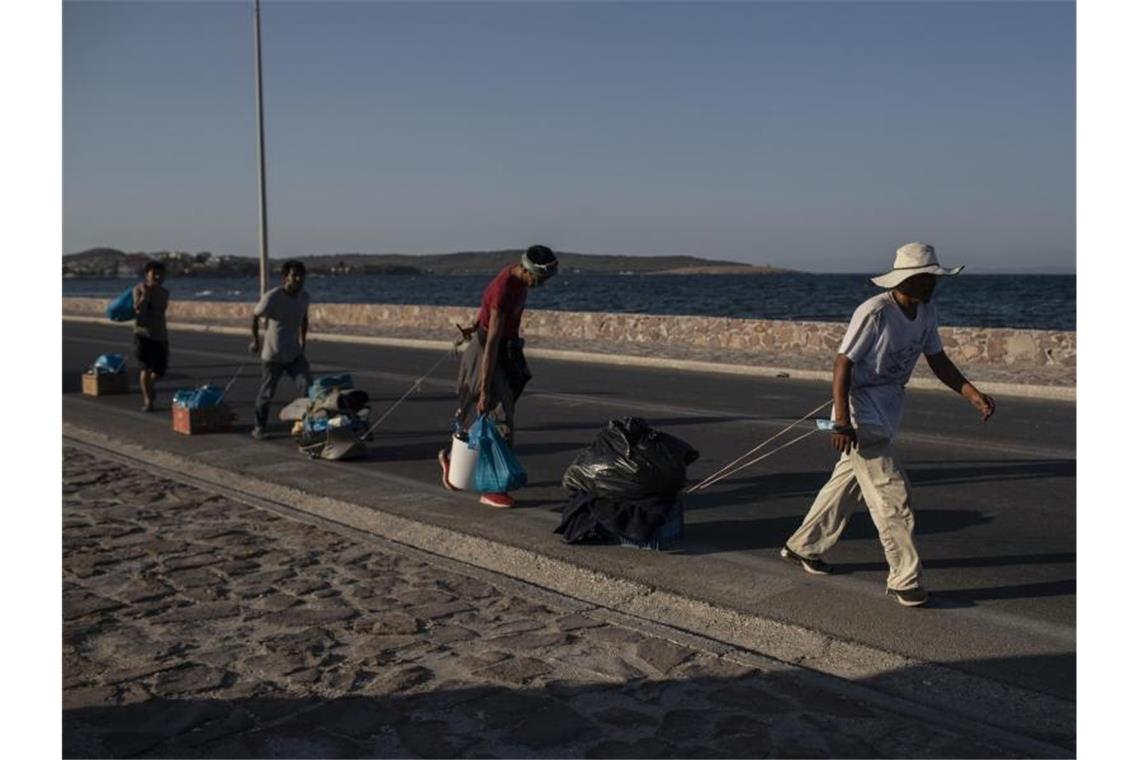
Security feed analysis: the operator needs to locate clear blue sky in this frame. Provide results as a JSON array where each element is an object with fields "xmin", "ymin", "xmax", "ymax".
[{"xmin": 63, "ymin": 0, "xmax": 1075, "ymax": 272}]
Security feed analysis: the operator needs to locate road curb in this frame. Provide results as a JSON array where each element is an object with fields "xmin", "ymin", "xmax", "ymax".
[
  {"xmin": 63, "ymin": 420, "xmax": 1074, "ymax": 755},
  {"xmin": 63, "ymin": 314, "xmax": 1075, "ymax": 401}
]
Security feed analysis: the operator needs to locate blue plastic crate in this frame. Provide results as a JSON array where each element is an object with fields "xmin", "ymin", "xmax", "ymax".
[{"xmin": 619, "ymin": 499, "xmax": 684, "ymax": 551}]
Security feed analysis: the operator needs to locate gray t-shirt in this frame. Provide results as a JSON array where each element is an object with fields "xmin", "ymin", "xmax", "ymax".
[
  {"xmin": 254, "ymin": 286, "xmax": 310, "ymax": 363},
  {"xmin": 835, "ymin": 292, "xmax": 943, "ymax": 439},
  {"xmin": 133, "ymin": 283, "xmax": 169, "ymax": 342}
]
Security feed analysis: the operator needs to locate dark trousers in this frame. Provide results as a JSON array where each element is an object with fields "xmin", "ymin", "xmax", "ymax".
[
  {"xmin": 455, "ymin": 338, "xmax": 518, "ymax": 446},
  {"xmin": 254, "ymin": 355, "xmax": 312, "ymax": 429}
]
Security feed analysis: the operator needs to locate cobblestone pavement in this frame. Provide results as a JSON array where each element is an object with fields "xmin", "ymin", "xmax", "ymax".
[{"xmin": 63, "ymin": 446, "xmax": 1020, "ymax": 758}]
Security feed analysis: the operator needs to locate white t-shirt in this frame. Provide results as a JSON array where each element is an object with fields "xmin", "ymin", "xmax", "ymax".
[
  {"xmin": 254, "ymin": 287, "xmax": 310, "ymax": 363},
  {"xmin": 835, "ymin": 292, "xmax": 943, "ymax": 439}
]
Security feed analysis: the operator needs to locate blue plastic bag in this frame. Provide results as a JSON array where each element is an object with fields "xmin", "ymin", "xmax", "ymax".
[
  {"xmin": 469, "ymin": 415, "xmax": 527, "ymax": 493},
  {"xmin": 106, "ymin": 287, "xmax": 135, "ymax": 322},
  {"xmin": 301, "ymin": 413, "xmax": 366, "ymax": 437},
  {"xmin": 308, "ymin": 374, "xmax": 353, "ymax": 399},
  {"xmin": 172, "ymin": 384, "xmax": 224, "ymax": 409},
  {"xmin": 92, "ymin": 353, "xmax": 126, "ymax": 374},
  {"xmin": 304, "ymin": 415, "xmax": 330, "ymax": 434}
]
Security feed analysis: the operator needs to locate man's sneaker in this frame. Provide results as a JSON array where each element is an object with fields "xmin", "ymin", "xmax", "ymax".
[
  {"xmin": 780, "ymin": 545, "xmax": 833, "ymax": 575},
  {"xmin": 479, "ymin": 492, "xmax": 515, "ymax": 508},
  {"xmin": 250, "ymin": 427, "xmax": 267, "ymax": 441},
  {"xmin": 886, "ymin": 586, "xmax": 928, "ymax": 607},
  {"xmin": 438, "ymin": 449, "xmax": 459, "ymax": 492}
]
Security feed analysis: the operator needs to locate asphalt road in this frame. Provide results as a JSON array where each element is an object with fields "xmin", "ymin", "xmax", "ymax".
[{"xmin": 62, "ymin": 320, "xmax": 1076, "ymax": 705}]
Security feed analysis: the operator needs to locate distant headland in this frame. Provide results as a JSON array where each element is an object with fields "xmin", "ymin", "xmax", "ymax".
[{"xmin": 62, "ymin": 248, "xmax": 795, "ymax": 278}]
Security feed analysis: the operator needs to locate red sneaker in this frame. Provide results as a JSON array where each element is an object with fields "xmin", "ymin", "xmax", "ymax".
[
  {"xmin": 438, "ymin": 449, "xmax": 460, "ymax": 491},
  {"xmin": 479, "ymin": 492, "xmax": 515, "ymax": 508}
]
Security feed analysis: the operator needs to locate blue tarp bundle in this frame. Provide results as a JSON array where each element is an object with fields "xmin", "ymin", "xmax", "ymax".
[
  {"xmin": 105, "ymin": 287, "xmax": 135, "ymax": 322},
  {"xmin": 172, "ymin": 384, "xmax": 225, "ymax": 410},
  {"xmin": 308, "ymin": 374, "xmax": 353, "ymax": 399},
  {"xmin": 92, "ymin": 353, "xmax": 127, "ymax": 374}
]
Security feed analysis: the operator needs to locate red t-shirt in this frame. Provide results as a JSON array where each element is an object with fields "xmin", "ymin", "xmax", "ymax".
[{"xmin": 477, "ymin": 265, "xmax": 528, "ymax": 340}]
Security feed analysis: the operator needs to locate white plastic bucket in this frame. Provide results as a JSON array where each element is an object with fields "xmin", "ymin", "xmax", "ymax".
[{"xmin": 447, "ymin": 431, "xmax": 479, "ymax": 491}]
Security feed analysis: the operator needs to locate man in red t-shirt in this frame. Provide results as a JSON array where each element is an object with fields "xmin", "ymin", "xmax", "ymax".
[{"xmin": 440, "ymin": 245, "xmax": 559, "ymax": 508}]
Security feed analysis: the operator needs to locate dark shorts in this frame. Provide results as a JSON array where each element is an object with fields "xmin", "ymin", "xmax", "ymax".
[{"xmin": 134, "ymin": 336, "xmax": 169, "ymax": 377}]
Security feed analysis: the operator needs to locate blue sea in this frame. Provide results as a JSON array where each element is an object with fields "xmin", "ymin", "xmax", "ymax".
[{"xmin": 63, "ymin": 272, "xmax": 1076, "ymax": 331}]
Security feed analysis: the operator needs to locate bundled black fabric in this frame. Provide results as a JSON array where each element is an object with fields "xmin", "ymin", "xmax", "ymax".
[
  {"xmin": 476, "ymin": 328, "xmax": 532, "ymax": 401},
  {"xmin": 561, "ymin": 417, "xmax": 699, "ymax": 500},
  {"xmin": 309, "ymin": 388, "xmax": 371, "ymax": 414},
  {"xmin": 555, "ymin": 491, "xmax": 679, "ymax": 545},
  {"xmin": 502, "ymin": 338, "xmax": 532, "ymax": 401},
  {"xmin": 338, "ymin": 388, "xmax": 370, "ymax": 412},
  {"xmin": 556, "ymin": 417, "xmax": 697, "ymax": 545}
]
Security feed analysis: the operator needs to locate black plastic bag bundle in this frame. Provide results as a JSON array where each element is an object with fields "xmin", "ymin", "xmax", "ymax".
[
  {"xmin": 555, "ymin": 491, "xmax": 679, "ymax": 545},
  {"xmin": 561, "ymin": 417, "xmax": 699, "ymax": 500}
]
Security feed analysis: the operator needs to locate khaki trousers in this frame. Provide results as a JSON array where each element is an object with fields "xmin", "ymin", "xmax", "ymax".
[{"xmin": 786, "ymin": 424, "xmax": 922, "ymax": 590}]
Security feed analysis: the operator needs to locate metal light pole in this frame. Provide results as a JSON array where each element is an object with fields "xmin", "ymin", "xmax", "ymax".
[{"xmin": 253, "ymin": 0, "xmax": 269, "ymax": 296}]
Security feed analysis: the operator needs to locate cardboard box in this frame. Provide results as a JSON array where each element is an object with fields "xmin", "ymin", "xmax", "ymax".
[
  {"xmin": 82, "ymin": 371, "xmax": 129, "ymax": 396},
  {"xmin": 171, "ymin": 404, "xmax": 235, "ymax": 435}
]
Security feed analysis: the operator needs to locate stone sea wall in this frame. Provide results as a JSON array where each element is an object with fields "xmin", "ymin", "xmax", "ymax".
[
  {"xmin": 523, "ymin": 311, "xmax": 1076, "ymax": 369},
  {"xmin": 63, "ymin": 297, "xmax": 1076, "ymax": 382}
]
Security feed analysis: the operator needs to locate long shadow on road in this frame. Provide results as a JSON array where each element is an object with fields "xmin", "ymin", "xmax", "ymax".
[
  {"xmin": 682, "ymin": 510, "xmax": 994, "ymax": 556},
  {"xmin": 834, "ymin": 552, "xmax": 1076, "ymax": 573},
  {"xmin": 930, "ymin": 579, "xmax": 1077, "ymax": 604},
  {"xmin": 515, "ymin": 415, "xmax": 749, "ymax": 435},
  {"xmin": 62, "ymin": 661, "xmax": 1072, "ymax": 758},
  {"xmin": 689, "ymin": 459, "xmax": 1074, "ymax": 508}
]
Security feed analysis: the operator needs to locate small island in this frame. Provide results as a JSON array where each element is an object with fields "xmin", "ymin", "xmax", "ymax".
[{"xmin": 63, "ymin": 247, "xmax": 796, "ymax": 278}]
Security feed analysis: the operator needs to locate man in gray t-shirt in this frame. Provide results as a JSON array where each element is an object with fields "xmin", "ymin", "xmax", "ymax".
[{"xmin": 250, "ymin": 260, "xmax": 312, "ymax": 438}]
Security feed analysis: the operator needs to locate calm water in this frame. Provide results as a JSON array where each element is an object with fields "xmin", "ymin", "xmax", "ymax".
[{"xmin": 63, "ymin": 273, "xmax": 1076, "ymax": 331}]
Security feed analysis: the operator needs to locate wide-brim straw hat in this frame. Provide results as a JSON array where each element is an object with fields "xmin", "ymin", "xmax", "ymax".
[{"xmin": 870, "ymin": 242, "xmax": 964, "ymax": 289}]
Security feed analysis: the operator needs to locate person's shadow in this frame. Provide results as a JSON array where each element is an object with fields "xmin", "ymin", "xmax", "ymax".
[
  {"xmin": 681, "ymin": 508, "xmax": 996, "ymax": 556},
  {"xmin": 922, "ymin": 578, "xmax": 1076, "ymax": 608},
  {"xmin": 685, "ymin": 458, "xmax": 1075, "ymax": 509}
]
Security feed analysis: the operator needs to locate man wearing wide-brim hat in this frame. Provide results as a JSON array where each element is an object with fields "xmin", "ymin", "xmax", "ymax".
[{"xmin": 780, "ymin": 242, "xmax": 996, "ymax": 607}]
